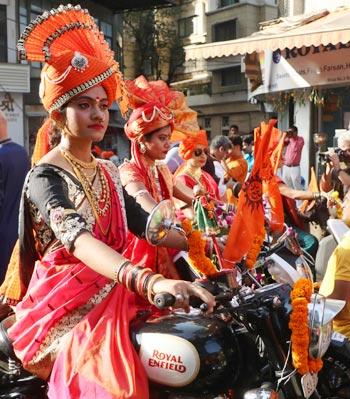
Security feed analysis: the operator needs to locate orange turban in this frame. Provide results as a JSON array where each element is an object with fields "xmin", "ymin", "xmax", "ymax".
[
  {"xmin": 124, "ymin": 76, "xmax": 199, "ymax": 142},
  {"xmin": 18, "ymin": 4, "xmax": 128, "ymax": 115},
  {"xmin": 178, "ymin": 130, "xmax": 208, "ymax": 160}
]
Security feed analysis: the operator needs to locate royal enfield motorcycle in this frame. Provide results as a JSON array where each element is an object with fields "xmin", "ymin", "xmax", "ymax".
[{"xmin": 0, "ymin": 201, "xmax": 349, "ymax": 399}]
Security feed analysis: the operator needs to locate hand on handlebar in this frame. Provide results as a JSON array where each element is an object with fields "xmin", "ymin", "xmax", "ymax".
[{"xmin": 151, "ymin": 279, "xmax": 216, "ymax": 313}]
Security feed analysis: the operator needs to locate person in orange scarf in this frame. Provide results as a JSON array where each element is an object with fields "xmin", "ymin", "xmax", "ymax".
[
  {"xmin": 223, "ymin": 120, "xmax": 282, "ymax": 269},
  {"xmin": 174, "ymin": 130, "xmax": 220, "ymax": 201},
  {"xmin": 0, "ymin": 6, "xmax": 214, "ymax": 399},
  {"xmin": 120, "ymin": 76, "xmax": 199, "ymax": 279},
  {"xmin": 224, "ymin": 135, "xmax": 248, "ymax": 205}
]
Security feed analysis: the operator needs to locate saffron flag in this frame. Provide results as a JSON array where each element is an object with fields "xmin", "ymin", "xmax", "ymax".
[
  {"xmin": 223, "ymin": 120, "xmax": 277, "ymax": 267},
  {"xmin": 300, "ymin": 167, "xmax": 319, "ymax": 213}
]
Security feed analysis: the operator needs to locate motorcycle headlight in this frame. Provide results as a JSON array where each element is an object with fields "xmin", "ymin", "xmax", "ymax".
[
  {"xmin": 308, "ymin": 295, "xmax": 333, "ymax": 359},
  {"xmin": 309, "ymin": 319, "xmax": 332, "ymax": 359}
]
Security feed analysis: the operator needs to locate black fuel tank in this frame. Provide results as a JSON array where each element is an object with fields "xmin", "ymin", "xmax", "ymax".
[{"xmin": 131, "ymin": 311, "xmax": 239, "ymax": 392}]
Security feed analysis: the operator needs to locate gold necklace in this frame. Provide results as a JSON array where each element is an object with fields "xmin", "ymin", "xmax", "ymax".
[
  {"xmin": 183, "ymin": 165, "xmax": 203, "ymax": 186},
  {"xmin": 61, "ymin": 148, "xmax": 97, "ymax": 169},
  {"xmin": 61, "ymin": 149, "xmax": 110, "ymax": 217}
]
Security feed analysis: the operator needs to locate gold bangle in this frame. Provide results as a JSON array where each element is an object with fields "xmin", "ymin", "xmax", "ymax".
[
  {"xmin": 114, "ymin": 260, "xmax": 132, "ymax": 283},
  {"xmin": 147, "ymin": 274, "xmax": 164, "ymax": 304}
]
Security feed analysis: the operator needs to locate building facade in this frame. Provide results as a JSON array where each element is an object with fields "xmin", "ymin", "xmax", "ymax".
[
  {"xmin": 172, "ymin": 0, "xmax": 278, "ymax": 137},
  {"xmin": 1, "ymin": 0, "xmax": 176, "ymax": 158}
]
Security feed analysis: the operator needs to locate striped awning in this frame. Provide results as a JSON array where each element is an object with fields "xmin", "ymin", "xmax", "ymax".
[{"xmin": 185, "ymin": 7, "xmax": 350, "ymax": 60}]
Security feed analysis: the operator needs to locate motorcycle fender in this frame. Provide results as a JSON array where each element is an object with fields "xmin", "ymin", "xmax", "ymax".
[{"xmin": 139, "ymin": 332, "xmax": 200, "ymax": 387}]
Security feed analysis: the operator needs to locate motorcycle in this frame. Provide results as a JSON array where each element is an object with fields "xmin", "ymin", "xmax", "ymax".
[{"xmin": 0, "ymin": 201, "xmax": 348, "ymax": 398}]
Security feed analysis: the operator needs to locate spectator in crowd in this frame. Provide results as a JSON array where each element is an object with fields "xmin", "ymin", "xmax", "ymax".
[
  {"xmin": 283, "ymin": 125, "xmax": 304, "ymax": 190},
  {"xmin": 0, "ymin": 110, "xmax": 29, "ymax": 282},
  {"xmin": 228, "ymin": 124, "xmax": 239, "ymax": 137},
  {"xmin": 320, "ymin": 130, "xmax": 350, "ymax": 198},
  {"xmin": 243, "ymin": 134, "xmax": 254, "ymax": 173},
  {"xmin": 225, "ymin": 135, "xmax": 248, "ymax": 184},
  {"xmin": 164, "ymin": 142, "xmax": 183, "ymax": 173},
  {"xmin": 110, "ymin": 148, "xmax": 121, "ymax": 166},
  {"xmin": 210, "ymin": 135, "xmax": 233, "ymax": 198},
  {"xmin": 319, "ymin": 190, "xmax": 350, "ymax": 339}
]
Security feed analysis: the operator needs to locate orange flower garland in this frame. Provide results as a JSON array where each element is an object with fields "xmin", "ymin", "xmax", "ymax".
[
  {"xmin": 289, "ymin": 278, "xmax": 323, "ymax": 375},
  {"xmin": 182, "ymin": 219, "xmax": 218, "ymax": 276}
]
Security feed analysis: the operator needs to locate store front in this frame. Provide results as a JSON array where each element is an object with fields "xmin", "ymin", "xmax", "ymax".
[{"xmin": 184, "ymin": 6, "xmax": 350, "ymax": 183}]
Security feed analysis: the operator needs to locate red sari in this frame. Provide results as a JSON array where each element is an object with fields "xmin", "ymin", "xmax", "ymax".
[
  {"xmin": 7, "ymin": 161, "xmax": 148, "ymax": 399},
  {"xmin": 175, "ymin": 169, "xmax": 220, "ymax": 201},
  {"xmin": 120, "ymin": 142, "xmax": 180, "ymax": 279}
]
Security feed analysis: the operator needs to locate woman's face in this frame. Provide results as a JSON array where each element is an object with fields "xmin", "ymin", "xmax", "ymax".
[
  {"xmin": 189, "ymin": 144, "xmax": 208, "ymax": 168},
  {"xmin": 63, "ymin": 85, "xmax": 109, "ymax": 142},
  {"xmin": 143, "ymin": 125, "xmax": 171, "ymax": 160}
]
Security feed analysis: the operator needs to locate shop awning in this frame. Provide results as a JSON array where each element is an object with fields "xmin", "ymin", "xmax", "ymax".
[
  {"xmin": 91, "ymin": 0, "xmax": 178, "ymax": 12},
  {"xmin": 185, "ymin": 7, "xmax": 350, "ymax": 60}
]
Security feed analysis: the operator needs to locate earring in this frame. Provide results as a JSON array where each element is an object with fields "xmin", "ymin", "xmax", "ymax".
[{"xmin": 139, "ymin": 142, "xmax": 146, "ymax": 154}]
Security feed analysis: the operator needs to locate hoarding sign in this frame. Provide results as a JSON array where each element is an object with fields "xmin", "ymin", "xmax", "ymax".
[{"xmin": 252, "ymin": 43, "xmax": 350, "ymax": 96}]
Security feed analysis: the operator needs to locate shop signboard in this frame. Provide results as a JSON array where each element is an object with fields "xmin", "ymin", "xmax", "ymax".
[
  {"xmin": 251, "ymin": 43, "xmax": 350, "ymax": 97},
  {"xmin": 0, "ymin": 92, "xmax": 24, "ymax": 145}
]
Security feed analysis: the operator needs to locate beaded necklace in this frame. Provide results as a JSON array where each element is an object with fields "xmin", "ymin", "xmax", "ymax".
[
  {"xmin": 61, "ymin": 149, "xmax": 110, "ymax": 218},
  {"xmin": 182, "ymin": 165, "xmax": 204, "ymax": 189}
]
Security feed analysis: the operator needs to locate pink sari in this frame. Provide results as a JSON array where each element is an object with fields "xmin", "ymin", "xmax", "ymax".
[{"xmin": 8, "ymin": 163, "xmax": 149, "ymax": 399}]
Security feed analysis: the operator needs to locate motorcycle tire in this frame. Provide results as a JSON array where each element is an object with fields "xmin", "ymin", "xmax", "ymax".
[{"xmin": 316, "ymin": 339, "xmax": 350, "ymax": 399}]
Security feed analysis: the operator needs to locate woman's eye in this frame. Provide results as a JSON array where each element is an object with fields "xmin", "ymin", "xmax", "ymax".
[
  {"xmin": 100, "ymin": 104, "xmax": 109, "ymax": 111},
  {"xmin": 78, "ymin": 103, "xmax": 89, "ymax": 110}
]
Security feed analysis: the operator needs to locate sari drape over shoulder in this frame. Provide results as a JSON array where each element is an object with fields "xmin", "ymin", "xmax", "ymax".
[
  {"xmin": 7, "ymin": 161, "xmax": 149, "ymax": 399},
  {"xmin": 174, "ymin": 168, "xmax": 220, "ymax": 201},
  {"xmin": 120, "ymin": 144, "xmax": 180, "ymax": 280}
]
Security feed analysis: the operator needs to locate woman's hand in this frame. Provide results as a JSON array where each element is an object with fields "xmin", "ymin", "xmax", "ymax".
[{"xmin": 151, "ymin": 278, "xmax": 216, "ymax": 313}]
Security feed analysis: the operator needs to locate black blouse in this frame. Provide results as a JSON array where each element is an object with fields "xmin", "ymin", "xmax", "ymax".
[{"xmin": 17, "ymin": 161, "xmax": 149, "ymax": 288}]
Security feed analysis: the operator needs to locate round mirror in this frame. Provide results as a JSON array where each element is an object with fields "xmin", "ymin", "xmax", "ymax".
[{"xmin": 145, "ymin": 200, "xmax": 175, "ymax": 245}]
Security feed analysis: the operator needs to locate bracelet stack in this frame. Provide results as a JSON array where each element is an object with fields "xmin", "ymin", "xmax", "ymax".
[{"xmin": 113, "ymin": 260, "xmax": 164, "ymax": 304}]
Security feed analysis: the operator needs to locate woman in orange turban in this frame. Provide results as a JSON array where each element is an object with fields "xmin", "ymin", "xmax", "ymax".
[
  {"xmin": 175, "ymin": 130, "xmax": 220, "ymax": 200},
  {"xmin": 1, "ymin": 6, "xmax": 214, "ymax": 399},
  {"xmin": 120, "ymin": 76, "xmax": 199, "ymax": 279}
]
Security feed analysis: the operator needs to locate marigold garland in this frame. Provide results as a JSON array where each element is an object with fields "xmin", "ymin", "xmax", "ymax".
[
  {"xmin": 182, "ymin": 219, "xmax": 218, "ymax": 276},
  {"xmin": 289, "ymin": 278, "xmax": 323, "ymax": 375}
]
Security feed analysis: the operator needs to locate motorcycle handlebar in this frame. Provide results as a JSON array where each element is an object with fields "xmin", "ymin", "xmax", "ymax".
[{"xmin": 153, "ymin": 292, "xmax": 209, "ymax": 312}]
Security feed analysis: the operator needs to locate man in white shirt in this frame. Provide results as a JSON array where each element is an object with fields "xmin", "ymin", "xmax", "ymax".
[{"xmin": 210, "ymin": 135, "xmax": 232, "ymax": 198}]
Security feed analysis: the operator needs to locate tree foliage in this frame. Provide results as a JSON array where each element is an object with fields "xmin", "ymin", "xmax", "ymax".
[{"xmin": 123, "ymin": 5, "xmax": 185, "ymax": 83}]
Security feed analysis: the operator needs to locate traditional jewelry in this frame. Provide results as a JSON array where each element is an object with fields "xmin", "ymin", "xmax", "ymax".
[
  {"xmin": 61, "ymin": 149, "xmax": 110, "ymax": 218},
  {"xmin": 139, "ymin": 142, "xmax": 146, "ymax": 154},
  {"xmin": 147, "ymin": 273, "xmax": 165, "ymax": 304}
]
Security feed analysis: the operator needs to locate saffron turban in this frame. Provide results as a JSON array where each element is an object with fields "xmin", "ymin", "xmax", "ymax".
[
  {"xmin": 124, "ymin": 75, "xmax": 199, "ymax": 142},
  {"xmin": 17, "ymin": 4, "xmax": 128, "ymax": 115},
  {"xmin": 178, "ymin": 130, "xmax": 208, "ymax": 160}
]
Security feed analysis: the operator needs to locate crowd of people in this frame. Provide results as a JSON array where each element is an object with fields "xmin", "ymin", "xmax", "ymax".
[{"xmin": 0, "ymin": 4, "xmax": 350, "ymax": 399}]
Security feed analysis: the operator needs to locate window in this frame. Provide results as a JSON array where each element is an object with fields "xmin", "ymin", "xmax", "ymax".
[
  {"xmin": 100, "ymin": 21, "xmax": 113, "ymax": 48},
  {"xmin": 213, "ymin": 20, "xmax": 236, "ymax": 42},
  {"xmin": 222, "ymin": 116, "xmax": 230, "ymax": 135},
  {"xmin": 178, "ymin": 17, "xmax": 193, "ymax": 38},
  {"xmin": 204, "ymin": 117, "xmax": 211, "ymax": 139},
  {"xmin": 93, "ymin": 18, "xmax": 113, "ymax": 48},
  {"xmin": 0, "ymin": 5, "xmax": 7, "ymax": 62},
  {"xmin": 219, "ymin": 0, "xmax": 239, "ymax": 7},
  {"xmin": 19, "ymin": 0, "xmax": 43, "ymax": 67},
  {"xmin": 221, "ymin": 66, "xmax": 242, "ymax": 86}
]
